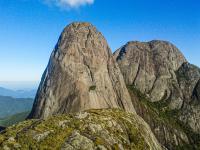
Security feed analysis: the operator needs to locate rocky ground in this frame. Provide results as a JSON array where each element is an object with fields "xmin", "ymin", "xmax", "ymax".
[{"xmin": 0, "ymin": 109, "xmax": 161, "ymax": 150}]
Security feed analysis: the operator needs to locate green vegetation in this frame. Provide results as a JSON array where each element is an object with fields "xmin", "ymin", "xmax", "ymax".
[
  {"xmin": 0, "ymin": 111, "xmax": 30, "ymax": 127},
  {"xmin": 127, "ymin": 85, "xmax": 200, "ymax": 149},
  {"xmin": 129, "ymin": 85, "xmax": 181, "ymax": 129},
  {"xmin": 89, "ymin": 85, "xmax": 96, "ymax": 91},
  {"xmin": 0, "ymin": 95, "xmax": 33, "ymax": 118},
  {"xmin": 128, "ymin": 85, "xmax": 178, "ymax": 120},
  {"xmin": 0, "ymin": 109, "xmax": 160, "ymax": 149}
]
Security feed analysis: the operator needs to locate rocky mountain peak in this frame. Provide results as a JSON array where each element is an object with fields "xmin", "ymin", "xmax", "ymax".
[
  {"xmin": 55, "ymin": 22, "xmax": 112, "ymax": 60},
  {"xmin": 28, "ymin": 22, "xmax": 135, "ymax": 119},
  {"xmin": 114, "ymin": 40, "xmax": 200, "ymax": 134},
  {"xmin": 115, "ymin": 40, "xmax": 187, "ymax": 71},
  {"xmin": 114, "ymin": 40, "xmax": 187, "ymax": 101}
]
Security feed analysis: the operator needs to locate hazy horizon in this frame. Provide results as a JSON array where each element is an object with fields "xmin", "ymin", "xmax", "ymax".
[{"xmin": 0, "ymin": 81, "xmax": 39, "ymax": 90}]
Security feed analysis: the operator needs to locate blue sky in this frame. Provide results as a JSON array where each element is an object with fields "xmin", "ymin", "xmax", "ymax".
[{"xmin": 0, "ymin": 0, "xmax": 199, "ymax": 84}]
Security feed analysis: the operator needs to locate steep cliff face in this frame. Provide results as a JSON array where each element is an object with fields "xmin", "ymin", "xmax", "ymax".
[
  {"xmin": 128, "ymin": 85, "xmax": 190, "ymax": 150},
  {"xmin": 29, "ymin": 22, "xmax": 135, "ymax": 119},
  {"xmin": 114, "ymin": 40, "xmax": 187, "ymax": 103},
  {"xmin": 114, "ymin": 41, "xmax": 200, "ymax": 148},
  {"xmin": 0, "ymin": 109, "xmax": 162, "ymax": 150},
  {"xmin": 176, "ymin": 63, "xmax": 200, "ymax": 133}
]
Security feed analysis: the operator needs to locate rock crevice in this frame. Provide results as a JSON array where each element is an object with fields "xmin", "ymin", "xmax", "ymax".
[{"xmin": 29, "ymin": 22, "xmax": 135, "ymax": 119}]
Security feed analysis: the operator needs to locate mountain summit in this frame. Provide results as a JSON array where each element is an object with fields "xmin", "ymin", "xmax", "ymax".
[
  {"xmin": 114, "ymin": 40, "xmax": 200, "ymax": 148},
  {"xmin": 29, "ymin": 22, "xmax": 135, "ymax": 119},
  {"xmin": 114, "ymin": 40, "xmax": 200, "ymax": 133},
  {"xmin": 114, "ymin": 40, "xmax": 187, "ymax": 103}
]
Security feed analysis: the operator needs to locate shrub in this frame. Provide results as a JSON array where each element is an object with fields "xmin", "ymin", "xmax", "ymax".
[{"xmin": 89, "ymin": 85, "xmax": 96, "ymax": 91}]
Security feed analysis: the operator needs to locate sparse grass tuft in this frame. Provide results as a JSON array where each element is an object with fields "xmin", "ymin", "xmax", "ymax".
[
  {"xmin": 89, "ymin": 85, "xmax": 96, "ymax": 91},
  {"xmin": 0, "ymin": 109, "xmax": 160, "ymax": 149}
]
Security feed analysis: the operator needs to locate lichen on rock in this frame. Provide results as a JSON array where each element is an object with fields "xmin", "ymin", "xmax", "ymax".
[{"xmin": 0, "ymin": 109, "xmax": 162, "ymax": 150}]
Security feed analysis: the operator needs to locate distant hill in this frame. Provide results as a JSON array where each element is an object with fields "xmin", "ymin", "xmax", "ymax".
[
  {"xmin": 0, "ymin": 111, "xmax": 30, "ymax": 127},
  {"xmin": 0, "ymin": 95, "xmax": 33, "ymax": 118},
  {"xmin": 0, "ymin": 87, "xmax": 36, "ymax": 98}
]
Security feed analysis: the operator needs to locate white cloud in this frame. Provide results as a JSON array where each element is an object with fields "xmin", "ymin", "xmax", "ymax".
[{"xmin": 44, "ymin": 0, "xmax": 94, "ymax": 8}]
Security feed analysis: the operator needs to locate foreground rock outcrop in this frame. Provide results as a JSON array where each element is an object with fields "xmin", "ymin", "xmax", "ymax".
[
  {"xmin": 114, "ymin": 41, "xmax": 200, "ymax": 148},
  {"xmin": 0, "ymin": 109, "xmax": 162, "ymax": 150},
  {"xmin": 29, "ymin": 22, "xmax": 135, "ymax": 119}
]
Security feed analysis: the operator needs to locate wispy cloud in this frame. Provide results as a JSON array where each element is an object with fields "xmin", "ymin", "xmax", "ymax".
[{"xmin": 44, "ymin": 0, "xmax": 94, "ymax": 9}]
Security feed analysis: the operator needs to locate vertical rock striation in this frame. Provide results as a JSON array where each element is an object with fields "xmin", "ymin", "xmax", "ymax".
[
  {"xmin": 114, "ymin": 40, "xmax": 187, "ymax": 103},
  {"xmin": 29, "ymin": 22, "xmax": 135, "ymax": 119},
  {"xmin": 114, "ymin": 40, "xmax": 200, "ymax": 148}
]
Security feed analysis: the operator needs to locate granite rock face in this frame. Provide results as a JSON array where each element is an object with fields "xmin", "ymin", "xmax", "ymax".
[
  {"xmin": 128, "ymin": 86, "xmax": 190, "ymax": 149},
  {"xmin": 114, "ymin": 40, "xmax": 187, "ymax": 103},
  {"xmin": 176, "ymin": 63, "xmax": 200, "ymax": 133},
  {"xmin": 114, "ymin": 41, "xmax": 200, "ymax": 138},
  {"xmin": 29, "ymin": 22, "xmax": 135, "ymax": 119}
]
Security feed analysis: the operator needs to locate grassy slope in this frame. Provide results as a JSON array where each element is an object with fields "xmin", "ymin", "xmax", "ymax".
[
  {"xmin": 0, "ymin": 111, "xmax": 30, "ymax": 127},
  {"xmin": 0, "ymin": 109, "xmax": 161, "ymax": 150}
]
